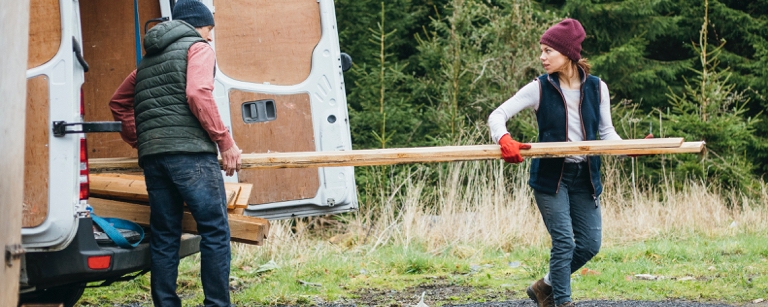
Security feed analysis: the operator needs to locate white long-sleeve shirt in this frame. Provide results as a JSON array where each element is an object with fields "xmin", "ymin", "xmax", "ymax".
[{"xmin": 488, "ymin": 79, "xmax": 622, "ymax": 162}]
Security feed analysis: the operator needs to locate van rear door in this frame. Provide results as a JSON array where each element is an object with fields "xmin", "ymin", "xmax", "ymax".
[
  {"xmin": 23, "ymin": 0, "xmax": 85, "ymax": 251},
  {"xmin": 82, "ymin": 0, "xmax": 357, "ymax": 220},
  {"xmin": 206, "ymin": 0, "xmax": 358, "ymax": 220}
]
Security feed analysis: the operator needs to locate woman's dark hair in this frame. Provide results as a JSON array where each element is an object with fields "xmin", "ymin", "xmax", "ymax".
[{"xmin": 576, "ymin": 58, "xmax": 591, "ymax": 75}]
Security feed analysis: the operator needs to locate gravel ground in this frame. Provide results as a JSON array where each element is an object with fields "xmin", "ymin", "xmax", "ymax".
[
  {"xmin": 97, "ymin": 285, "xmax": 768, "ymax": 307},
  {"xmin": 108, "ymin": 299, "xmax": 766, "ymax": 307},
  {"xmin": 444, "ymin": 300, "xmax": 740, "ymax": 307},
  {"xmin": 298, "ymin": 300, "xmax": 765, "ymax": 307}
]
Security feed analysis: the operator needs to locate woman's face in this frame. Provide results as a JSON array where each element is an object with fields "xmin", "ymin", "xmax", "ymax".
[{"xmin": 540, "ymin": 44, "xmax": 569, "ymax": 75}]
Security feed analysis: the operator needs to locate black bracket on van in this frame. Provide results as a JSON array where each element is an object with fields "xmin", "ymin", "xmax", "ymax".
[
  {"xmin": 73, "ymin": 37, "xmax": 89, "ymax": 73},
  {"xmin": 53, "ymin": 121, "xmax": 122, "ymax": 137}
]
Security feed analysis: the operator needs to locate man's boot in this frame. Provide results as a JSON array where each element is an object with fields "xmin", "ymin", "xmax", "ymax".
[
  {"xmin": 557, "ymin": 302, "xmax": 575, "ymax": 307},
  {"xmin": 526, "ymin": 278, "xmax": 554, "ymax": 307}
]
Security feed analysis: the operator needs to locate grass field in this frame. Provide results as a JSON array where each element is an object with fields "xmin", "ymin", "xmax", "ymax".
[{"xmin": 78, "ymin": 159, "xmax": 768, "ymax": 306}]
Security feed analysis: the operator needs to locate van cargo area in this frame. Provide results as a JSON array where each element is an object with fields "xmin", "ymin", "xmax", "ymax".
[{"xmin": 21, "ymin": 0, "xmax": 355, "ymax": 306}]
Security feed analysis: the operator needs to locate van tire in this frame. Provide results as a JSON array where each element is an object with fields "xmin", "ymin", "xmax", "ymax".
[{"xmin": 19, "ymin": 283, "xmax": 86, "ymax": 307}]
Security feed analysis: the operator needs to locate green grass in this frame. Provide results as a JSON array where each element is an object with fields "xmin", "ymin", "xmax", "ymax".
[{"xmin": 78, "ymin": 229, "xmax": 768, "ymax": 306}]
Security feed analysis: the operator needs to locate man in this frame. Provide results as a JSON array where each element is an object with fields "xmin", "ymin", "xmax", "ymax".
[{"xmin": 109, "ymin": 1, "xmax": 240, "ymax": 306}]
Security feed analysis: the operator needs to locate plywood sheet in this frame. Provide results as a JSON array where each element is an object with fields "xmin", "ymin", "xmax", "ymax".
[
  {"xmin": 23, "ymin": 76, "xmax": 50, "ymax": 228},
  {"xmin": 215, "ymin": 0, "xmax": 321, "ymax": 85},
  {"xmin": 80, "ymin": 0, "xmax": 161, "ymax": 159},
  {"xmin": 28, "ymin": 0, "xmax": 61, "ymax": 69},
  {"xmin": 229, "ymin": 90, "xmax": 319, "ymax": 205}
]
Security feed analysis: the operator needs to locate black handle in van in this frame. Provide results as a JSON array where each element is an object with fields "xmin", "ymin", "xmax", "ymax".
[
  {"xmin": 72, "ymin": 37, "xmax": 89, "ymax": 73},
  {"xmin": 53, "ymin": 121, "xmax": 121, "ymax": 137}
]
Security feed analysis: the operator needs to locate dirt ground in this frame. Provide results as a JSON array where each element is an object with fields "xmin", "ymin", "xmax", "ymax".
[{"xmin": 297, "ymin": 282, "xmax": 768, "ymax": 307}]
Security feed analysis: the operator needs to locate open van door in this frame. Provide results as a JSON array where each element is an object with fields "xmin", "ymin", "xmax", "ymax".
[
  {"xmin": 83, "ymin": 0, "xmax": 357, "ymax": 220},
  {"xmin": 209, "ymin": 0, "xmax": 358, "ymax": 219},
  {"xmin": 2, "ymin": 1, "xmax": 29, "ymax": 304}
]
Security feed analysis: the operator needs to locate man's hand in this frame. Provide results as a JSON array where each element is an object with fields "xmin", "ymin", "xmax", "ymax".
[
  {"xmin": 628, "ymin": 133, "xmax": 654, "ymax": 157},
  {"xmin": 221, "ymin": 144, "xmax": 242, "ymax": 176},
  {"xmin": 499, "ymin": 134, "xmax": 532, "ymax": 164}
]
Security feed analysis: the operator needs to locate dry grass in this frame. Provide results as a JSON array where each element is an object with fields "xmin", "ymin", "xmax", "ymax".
[{"xmin": 232, "ymin": 157, "xmax": 768, "ymax": 265}]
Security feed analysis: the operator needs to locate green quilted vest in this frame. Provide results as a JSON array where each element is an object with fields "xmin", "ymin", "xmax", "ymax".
[{"xmin": 133, "ymin": 20, "xmax": 217, "ymax": 162}]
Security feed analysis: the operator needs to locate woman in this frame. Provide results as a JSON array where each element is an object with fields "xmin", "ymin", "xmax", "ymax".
[{"xmin": 487, "ymin": 18, "xmax": 623, "ymax": 307}]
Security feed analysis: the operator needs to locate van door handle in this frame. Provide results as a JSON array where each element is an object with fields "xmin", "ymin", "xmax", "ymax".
[
  {"xmin": 72, "ymin": 37, "xmax": 89, "ymax": 73},
  {"xmin": 241, "ymin": 99, "xmax": 277, "ymax": 123}
]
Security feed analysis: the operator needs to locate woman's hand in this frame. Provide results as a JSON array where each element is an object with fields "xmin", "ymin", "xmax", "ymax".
[{"xmin": 499, "ymin": 134, "xmax": 532, "ymax": 163}]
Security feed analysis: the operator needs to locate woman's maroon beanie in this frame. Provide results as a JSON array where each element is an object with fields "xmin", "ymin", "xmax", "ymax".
[{"xmin": 540, "ymin": 18, "xmax": 585, "ymax": 62}]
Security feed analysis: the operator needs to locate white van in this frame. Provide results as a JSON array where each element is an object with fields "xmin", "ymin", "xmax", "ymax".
[{"xmin": 21, "ymin": 0, "xmax": 356, "ymax": 305}]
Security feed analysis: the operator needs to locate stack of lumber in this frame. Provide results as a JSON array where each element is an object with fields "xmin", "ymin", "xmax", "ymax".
[
  {"xmin": 88, "ymin": 173, "xmax": 269, "ymax": 245},
  {"xmin": 89, "ymin": 138, "xmax": 705, "ymax": 172}
]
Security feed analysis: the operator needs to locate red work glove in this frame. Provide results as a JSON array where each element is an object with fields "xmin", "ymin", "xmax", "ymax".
[
  {"xmin": 628, "ymin": 133, "xmax": 654, "ymax": 157},
  {"xmin": 499, "ymin": 134, "xmax": 532, "ymax": 164}
]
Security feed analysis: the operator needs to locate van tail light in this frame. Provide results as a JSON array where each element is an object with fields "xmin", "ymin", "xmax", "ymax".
[
  {"xmin": 79, "ymin": 87, "xmax": 90, "ymax": 200},
  {"xmin": 80, "ymin": 138, "xmax": 90, "ymax": 200}
]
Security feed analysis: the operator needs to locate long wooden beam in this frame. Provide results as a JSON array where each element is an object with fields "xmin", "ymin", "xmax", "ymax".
[
  {"xmin": 88, "ymin": 198, "xmax": 270, "ymax": 245},
  {"xmin": 89, "ymin": 138, "xmax": 704, "ymax": 172}
]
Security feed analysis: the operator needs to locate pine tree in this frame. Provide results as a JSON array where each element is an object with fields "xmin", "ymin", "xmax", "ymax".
[{"xmin": 660, "ymin": 0, "xmax": 760, "ymax": 193}]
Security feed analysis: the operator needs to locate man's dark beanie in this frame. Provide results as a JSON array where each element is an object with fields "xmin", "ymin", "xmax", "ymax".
[
  {"xmin": 540, "ymin": 18, "xmax": 585, "ymax": 62},
  {"xmin": 172, "ymin": 0, "xmax": 215, "ymax": 28}
]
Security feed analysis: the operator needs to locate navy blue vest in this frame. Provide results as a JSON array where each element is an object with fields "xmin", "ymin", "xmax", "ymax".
[{"xmin": 528, "ymin": 70, "xmax": 603, "ymax": 196}]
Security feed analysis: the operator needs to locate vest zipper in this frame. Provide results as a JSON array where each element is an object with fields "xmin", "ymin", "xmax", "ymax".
[{"xmin": 548, "ymin": 76, "xmax": 568, "ymax": 194}]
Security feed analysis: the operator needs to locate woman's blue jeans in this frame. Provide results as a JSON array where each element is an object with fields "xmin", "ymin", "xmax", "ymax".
[
  {"xmin": 533, "ymin": 162, "xmax": 602, "ymax": 306},
  {"xmin": 143, "ymin": 153, "xmax": 231, "ymax": 307}
]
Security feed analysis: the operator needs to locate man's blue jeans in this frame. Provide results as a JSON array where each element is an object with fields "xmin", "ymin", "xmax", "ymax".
[
  {"xmin": 143, "ymin": 153, "xmax": 231, "ymax": 307},
  {"xmin": 533, "ymin": 162, "xmax": 602, "ymax": 306}
]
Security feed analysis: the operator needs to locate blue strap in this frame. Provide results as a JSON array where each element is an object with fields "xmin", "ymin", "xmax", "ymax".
[
  {"xmin": 89, "ymin": 208, "xmax": 145, "ymax": 248},
  {"xmin": 134, "ymin": 0, "xmax": 142, "ymax": 66}
]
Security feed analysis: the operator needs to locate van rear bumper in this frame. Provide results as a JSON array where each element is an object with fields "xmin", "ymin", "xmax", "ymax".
[{"xmin": 22, "ymin": 217, "xmax": 201, "ymax": 290}]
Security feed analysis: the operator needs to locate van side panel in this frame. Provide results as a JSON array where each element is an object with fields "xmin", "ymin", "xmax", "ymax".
[
  {"xmin": 23, "ymin": 76, "xmax": 51, "ymax": 228},
  {"xmin": 215, "ymin": 0, "xmax": 321, "ymax": 85},
  {"xmin": 228, "ymin": 91, "xmax": 320, "ymax": 204},
  {"xmin": 27, "ymin": 0, "xmax": 61, "ymax": 69},
  {"xmin": 80, "ymin": 0, "xmax": 161, "ymax": 158}
]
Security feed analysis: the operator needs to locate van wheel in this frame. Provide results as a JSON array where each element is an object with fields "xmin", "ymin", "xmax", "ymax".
[{"xmin": 19, "ymin": 283, "xmax": 86, "ymax": 307}]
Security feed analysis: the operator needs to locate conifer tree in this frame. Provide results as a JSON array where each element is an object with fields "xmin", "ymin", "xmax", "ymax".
[{"xmin": 660, "ymin": 0, "xmax": 760, "ymax": 193}]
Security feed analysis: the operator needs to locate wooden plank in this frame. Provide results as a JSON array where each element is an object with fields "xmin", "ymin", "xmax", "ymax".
[
  {"xmin": 228, "ymin": 90, "xmax": 320, "ymax": 205},
  {"xmin": 90, "ymin": 174, "xmax": 251, "ymax": 209},
  {"xmin": 215, "ymin": 0, "xmax": 321, "ymax": 85},
  {"xmin": 23, "ymin": 76, "xmax": 50, "ymax": 228},
  {"xmin": 89, "ymin": 198, "xmax": 270, "ymax": 245},
  {"xmin": 3, "ymin": 0, "xmax": 30, "ymax": 303},
  {"xmin": 90, "ymin": 139, "xmax": 703, "ymax": 171},
  {"xmin": 234, "ymin": 183, "xmax": 252, "ymax": 209},
  {"xmin": 27, "ymin": 0, "xmax": 61, "ymax": 69}
]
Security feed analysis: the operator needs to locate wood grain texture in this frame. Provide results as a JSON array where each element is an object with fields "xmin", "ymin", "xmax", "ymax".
[
  {"xmin": 28, "ymin": 0, "xmax": 61, "ymax": 69},
  {"xmin": 89, "ymin": 198, "xmax": 270, "ymax": 245},
  {"xmin": 80, "ymin": 0, "xmax": 161, "ymax": 159},
  {"xmin": 215, "ymin": 0, "xmax": 321, "ymax": 85},
  {"xmin": 90, "ymin": 174, "xmax": 251, "ymax": 209},
  {"xmin": 90, "ymin": 139, "xmax": 705, "ymax": 171},
  {"xmin": 3, "ymin": 0, "xmax": 30, "ymax": 301},
  {"xmin": 228, "ymin": 90, "xmax": 320, "ymax": 205},
  {"xmin": 23, "ymin": 76, "xmax": 50, "ymax": 228}
]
